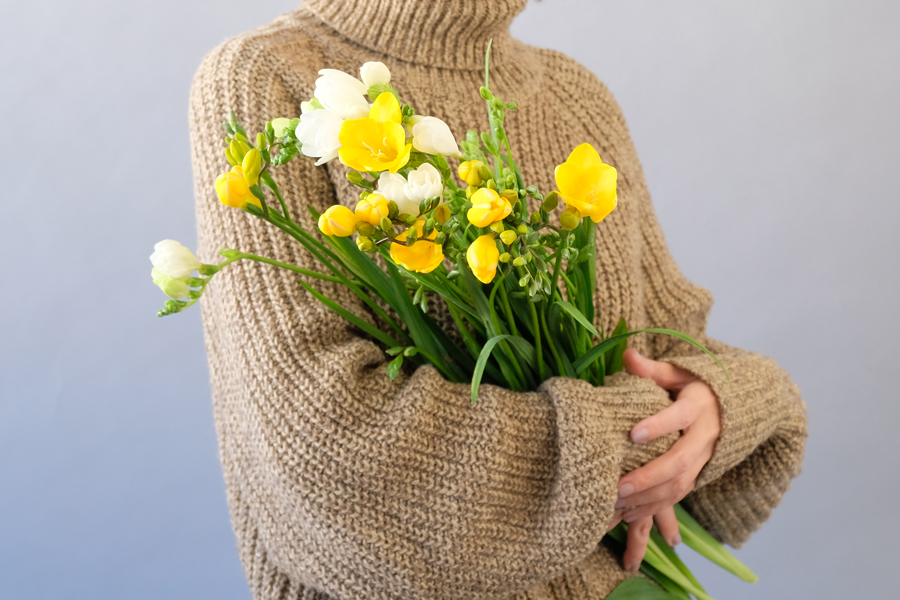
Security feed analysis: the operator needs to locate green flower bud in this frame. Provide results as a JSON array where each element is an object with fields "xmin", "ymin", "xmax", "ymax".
[
  {"xmin": 380, "ymin": 216, "xmax": 393, "ymax": 233},
  {"xmin": 516, "ymin": 224, "xmax": 529, "ymax": 235},
  {"xmin": 387, "ymin": 200, "xmax": 399, "ymax": 219},
  {"xmin": 513, "ymin": 256, "xmax": 527, "ymax": 267},
  {"xmin": 506, "ymin": 101, "xmax": 518, "ymax": 111},
  {"xmin": 530, "ymin": 211, "xmax": 541, "ymax": 225},
  {"xmin": 435, "ymin": 232, "xmax": 446, "ymax": 244},
  {"xmin": 518, "ymin": 274, "xmax": 531, "ymax": 287},
  {"xmin": 406, "ymin": 228, "xmax": 418, "ymax": 246},
  {"xmin": 256, "ymin": 132, "xmax": 268, "ymax": 150},
  {"xmin": 224, "ymin": 147, "xmax": 239, "ymax": 167},
  {"xmin": 499, "ymin": 252, "xmax": 511, "ymax": 263},
  {"xmin": 478, "ymin": 164, "xmax": 493, "ymax": 182},
  {"xmin": 560, "ymin": 207, "xmax": 580, "ymax": 231},
  {"xmin": 542, "ymin": 191, "xmax": 559, "ymax": 212},
  {"xmin": 356, "ymin": 222, "xmax": 377, "ymax": 236},
  {"xmin": 489, "ymin": 221, "xmax": 505, "ymax": 234},
  {"xmin": 486, "ymin": 179, "xmax": 498, "ymax": 190},
  {"xmin": 347, "ymin": 171, "xmax": 365, "ymax": 186},
  {"xmin": 480, "ymin": 86, "xmax": 493, "ymax": 100},
  {"xmin": 356, "ymin": 236, "xmax": 374, "ymax": 252}
]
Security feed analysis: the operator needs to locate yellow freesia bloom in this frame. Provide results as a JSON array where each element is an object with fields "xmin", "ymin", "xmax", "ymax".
[
  {"xmin": 467, "ymin": 187, "xmax": 511, "ymax": 228},
  {"xmin": 389, "ymin": 219, "xmax": 444, "ymax": 273},
  {"xmin": 467, "ymin": 234, "xmax": 500, "ymax": 284},
  {"xmin": 338, "ymin": 93, "xmax": 412, "ymax": 173},
  {"xmin": 457, "ymin": 160, "xmax": 484, "ymax": 186},
  {"xmin": 318, "ymin": 205, "xmax": 358, "ymax": 237},
  {"xmin": 214, "ymin": 166, "xmax": 261, "ymax": 209},
  {"xmin": 554, "ymin": 143, "xmax": 618, "ymax": 223},
  {"xmin": 355, "ymin": 192, "xmax": 390, "ymax": 226}
]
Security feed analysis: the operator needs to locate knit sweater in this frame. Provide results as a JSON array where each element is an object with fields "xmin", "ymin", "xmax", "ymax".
[{"xmin": 188, "ymin": 2, "xmax": 808, "ymax": 599}]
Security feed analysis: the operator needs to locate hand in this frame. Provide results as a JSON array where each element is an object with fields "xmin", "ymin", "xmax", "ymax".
[{"xmin": 606, "ymin": 348, "xmax": 722, "ymax": 572}]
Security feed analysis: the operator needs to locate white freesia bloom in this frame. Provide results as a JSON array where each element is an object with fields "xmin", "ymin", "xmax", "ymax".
[
  {"xmin": 270, "ymin": 117, "xmax": 292, "ymax": 137},
  {"xmin": 404, "ymin": 163, "xmax": 444, "ymax": 206},
  {"xmin": 296, "ymin": 109, "xmax": 343, "ymax": 165},
  {"xmin": 377, "ymin": 171, "xmax": 419, "ymax": 216},
  {"xmin": 314, "ymin": 69, "xmax": 369, "ymax": 119},
  {"xmin": 411, "ymin": 116, "xmax": 462, "ymax": 158},
  {"xmin": 360, "ymin": 61, "xmax": 391, "ymax": 88},
  {"xmin": 152, "ymin": 268, "xmax": 191, "ymax": 300},
  {"xmin": 150, "ymin": 240, "xmax": 202, "ymax": 278}
]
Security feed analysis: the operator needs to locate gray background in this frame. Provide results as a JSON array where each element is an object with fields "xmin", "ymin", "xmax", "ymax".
[{"xmin": 1, "ymin": 0, "xmax": 896, "ymax": 598}]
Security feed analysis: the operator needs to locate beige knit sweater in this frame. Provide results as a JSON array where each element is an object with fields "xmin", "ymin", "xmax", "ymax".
[{"xmin": 189, "ymin": 1, "xmax": 808, "ymax": 599}]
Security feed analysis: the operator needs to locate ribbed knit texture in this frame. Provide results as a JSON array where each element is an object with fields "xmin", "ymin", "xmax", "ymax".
[{"xmin": 188, "ymin": 2, "xmax": 808, "ymax": 599}]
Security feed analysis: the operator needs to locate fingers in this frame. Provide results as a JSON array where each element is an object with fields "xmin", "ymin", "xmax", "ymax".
[
  {"xmin": 606, "ymin": 510, "xmax": 623, "ymax": 532},
  {"xmin": 623, "ymin": 515, "xmax": 653, "ymax": 572},
  {"xmin": 618, "ymin": 432, "xmax": 711, "ymax": 499},
  {"xmin": 629, "ymin": 383, "xmax": 706, "ymax": 443},
  {"xmin": 655, "ymin": 506, "xmax": 681, "ymax": 547},
  {"xmin": 615, "ymin": 472, "xmax": 696, "ymax": 509},
  {"xmin": 623, "ymin": 349, "xmax": 695, "ymax": 392}
]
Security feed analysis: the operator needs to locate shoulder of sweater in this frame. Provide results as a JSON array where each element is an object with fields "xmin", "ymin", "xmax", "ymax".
[{"xmin": 190, "ymin": 8, "xmax": 327, "ymax": 100}]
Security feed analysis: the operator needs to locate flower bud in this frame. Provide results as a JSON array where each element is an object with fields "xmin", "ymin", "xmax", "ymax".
[
  {"xmin": 457, "ymin": 160, "xmax": 485, "ymax": 186},
  {"xmin": 559, "ymin": 206, "xmax": 581, "ymax": 231},
  {"xmin": 542, "ymin": 191, "xmax": 559, "ymax": 212},
  {"xmin": 465, "ymin": 185, "xmax": 477, "ymax": 199},
  {"xmin": 347, "ymin": 171, "xmax": 366, "ymax": 187},
  {"xmin": 530, "ymin": 211, "xmax": 541, "ymax": 225},
  {"xmin": 500, "ymin": 189, "xmax": 517, "ymax": 204},
  {"xmin": 516, "ymin": 224, "xmax": 529, "ymax": 235},
  {"xmin": 466, "ymin": 234, "xmax": 500, "ymax": 284},
  {"xmin": 270, "ymin": 118, "xmax": 291, "ymax": 138},
  {"xmin": 318, "ymin": 205, "xmax": 359, "ymax": 237},
  {"xmin": 489, "ymin": 221, "xmax": 505, "ymax": 234},
  {"xmin": 360, "ymin": 61, "xmax": 391, "ymax": 88},
  {"xmin": 356, "ymin": 236, "xmax": 374, "ymax": 252},
  {"xmin": 478, "ymin": 164, "xmax": 493, "ymax": 182},
  {"xmin": 256, "ymin": 132, "xmax": 268, "ymax": 150},
  {"xmin": 150, "ymin": 240, "xmax": 204, "ymax": 279},
  {"xmin": 486, "ymin": 179, "xmax": 498, "ymax": 190},
  {"xmin": 513, "ymin": 256, "xmax": 527, "ymax": 267},
  {"xmin": 479, "ymin": 86, "xmax": 493, "ymax": 100},
  {"xmin": 356, "ymin": 222, "xmax": 377, "ymax": 236},
  {"xmin": 355, "ymin": 192, "xmax": 390, "ymax": 226},
  {"xmin": 152, "ymin": 268, "xmax": 192, "ymax": 300},
  {"xmin": 434, "ymin": 204, "xmax": 451, "ymax": 225},
  {"xmin": 387, "ymin": 200, "xmax": 400, "ymax": 219},
  {"xmin": 499, "ymin": 252, "xmax": 511, "ymax": 263},
  {"xmin": 380, "ymin": 216, "xmax": 394, "ymax": 234},
  {"xmin": 241, "ymin": 148, "xmax": 262, "ymax": 186},
  {"xmin": 500, "ymin": 230, "xmax": 517, "ymax": 245},
  {"xmin": 518, "ymin": 274, "xmax": 531, "ymax": 287},
  {"xmin": 215, "ymin": 166, "xmax": 261, "ymax": 209},
  {"xmin": 224, "ymin": 147, "xmax": 239, "ymax": 166}
]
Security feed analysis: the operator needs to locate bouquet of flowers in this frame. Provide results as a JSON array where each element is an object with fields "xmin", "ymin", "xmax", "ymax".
[{"xmin": 151, "ymin": 43, "xmax": 756, "ymax": 599}]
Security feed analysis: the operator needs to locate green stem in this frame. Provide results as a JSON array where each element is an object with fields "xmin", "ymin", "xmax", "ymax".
[
  {"xmin": 540, "ymin": 305, "xmax": 566, "ymax": 376},
  {"xmin": 234, "ymin": 252, "xmax": 347, "ymax": 284}
]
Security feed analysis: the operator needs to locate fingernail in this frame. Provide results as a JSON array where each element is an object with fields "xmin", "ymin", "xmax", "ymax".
[
  {"xmin": 615, "ymin": 497, "xmax": 627, "ymax": 509},
  {"xmin": 627, "ymin": 561, "xmax": 640, "ymax": 572},
  {"xmin": 672, "ymin": 534, "xmax": 682, "ymax": 546},
  {"xmin": 618, "ymin": 483, "xmax": 634, "ymax": 498},
  {"xmin": 624, "ymin": 513, "xmax": 640, "ymax": 523},
  {"xmin": 632, "ymin": 427, "xmax": 649, "ymax": 443}
]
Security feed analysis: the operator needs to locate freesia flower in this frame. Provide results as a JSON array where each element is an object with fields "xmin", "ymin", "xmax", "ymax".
[
  {"xmin": 404, "ymin": 163, "xmax": 444, "ymax": 207},
  {"xmin": 270, "ymin": 117, "xmax": 291, "ymax": 137},
  {"xmin": 313, "ymin": 69, "xmax": 369, "ymax": 119},
  {"xmin": 150, "ymin": 240, "xmax": 203, "ymax": 278},
  {"xmin": 377, "ymin": 171, "xmax": 418, "ymax": 216},
  {"xmin": 467, "ymin": 234, "xmax": 500, "ymax": 284},
  {"xmin": 152, "ymin": 268, "xmax": 192, "ymax": 299},
  {"xmin": 411, "ymin": 116, "xmax": 462, "ymax": 158},
  {"xmin": 241, "ymin": 148, "xmax": 262, "ymax": 186},
  {"xmin": 457, "ymin": 160, "xmax": 485, "ymax": 186},
  {"xmin": 318, "ymin": 205, "xmax": 358, "ymax": 237},
  {"xmin": 215, "ymin": 166, "xmax": 261, "ymax": 209},
  {"xmin": 467, "ymin": 187, "xmax": 511, "ymax": 228},
  {"xmin": 355, "ymin": 193, "xmax": 390, "ymax": 226},
  {"xmin": 360, "ymin": 61, "xmax": 391, "ymax": 88},
  {"xmin": 554, "ymin": 142, "xmax": 618, "ymax": 223},
  {"xmin": 339, "ymin": 93, "xmax": 412, "ymax": 173},
  {"xmin": 296, "ymin": 109, "xmax": 344, "ymax": 166},
  {"xmin": 389, "ymin": 219, "xmax": 444, "ymax": 273}
]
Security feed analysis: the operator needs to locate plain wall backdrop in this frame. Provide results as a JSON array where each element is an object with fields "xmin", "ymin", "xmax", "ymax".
[{"xmin": 1, "ymin": 0, "xmax": 897, "ymax": 598}]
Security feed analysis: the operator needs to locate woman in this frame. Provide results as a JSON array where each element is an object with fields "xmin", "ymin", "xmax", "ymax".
[{"xmin": 189, "ymin": 1, "xmax": 807, "ymax": 598}]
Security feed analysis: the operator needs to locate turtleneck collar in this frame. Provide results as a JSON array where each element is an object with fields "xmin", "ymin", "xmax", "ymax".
[{"xmin": 302, "ymin": 0, "xmax": 528, "ymax": 70}]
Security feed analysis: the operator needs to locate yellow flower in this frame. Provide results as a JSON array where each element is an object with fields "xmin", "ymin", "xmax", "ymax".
[
  {"xmin": 457, "ymin": 160, "xmax": 485, "ymax": 186},
  {"xmin": 467, "ymin": 187, "xmax": 512, "ymax": 228},
  {"xmin": 215, "ymin": 166, "xmax": 261, "ymax": 209},
  {"xmin": 355, "ymin": 192, "xmax": 390, "ymax": 226},
  {"xmin": 338, "ymin": 93, "xmax": 412, "ymax": 173},
  {"xmin": 318, "ymin": 205, "xmax": 358, "ymax": 237},
  {"xmin": 554, "ymin": 143, "xmax": 617, "ymax": 223},
  {"xmin": 241, "ymin": 148, "xmax": 262, "ymax": 186},
  {"xmin": 467, "ymin": 234, "xmax": 500, "ymax": 284},
  {"xmin": 389, "ymin": 219, "xmax": 444, "ymax": 273}
]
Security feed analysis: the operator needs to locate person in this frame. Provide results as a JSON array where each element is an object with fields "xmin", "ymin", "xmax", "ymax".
[{"xmin": 188, "ymin": 1, "xmax": 807, "ymax": 598}]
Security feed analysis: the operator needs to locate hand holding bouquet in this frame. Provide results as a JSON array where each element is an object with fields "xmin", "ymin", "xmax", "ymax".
[{"xmin": 151, "ymin": 43, "xmax": 755, "ymax": 599}]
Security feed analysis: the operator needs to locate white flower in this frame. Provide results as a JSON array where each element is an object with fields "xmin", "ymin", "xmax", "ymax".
[
  {"xmin": 270, "ymin": 117, "xmax": 292, "ymax": 137},
  {"xmin": 360, "ymin": 61, "xmax": 391, "ymax": 88},
  {"xmin": 404, "ymin": 163, "xmax": 444, "ymax": 206},
  {"xmin": 314, "ymin": 69, "xmax": 369, "ymax": 119},
  {"xmin": 296, "ymin": 109, "xmax": 343, "ymax": 165},
  {"xmin": 150, "ymin": 240, "xmax": 202, "ymax": 278},
  {"xmin": 152, "ymin": 268, "xmax": 191, "ymax": 300},
  {"xmin": 377, "ymin": 171, "xmax": 419, "ymax": 216},
  {"xmin": 411, "ymin": 116, "xmax": 462, "ymax": 158}
]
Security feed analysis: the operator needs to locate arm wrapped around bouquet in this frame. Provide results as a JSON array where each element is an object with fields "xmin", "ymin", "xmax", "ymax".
[{"xmin": 157, "ymin": 44, "xmax": 759, "ymax": 599}]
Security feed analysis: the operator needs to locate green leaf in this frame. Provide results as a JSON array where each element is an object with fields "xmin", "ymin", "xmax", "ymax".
[
  {"xmin": 606, "ymin": 578, "xmax": 680, "ymax": 600},
  {"xmin": 471, "ymin": 334, "xmax": 514, "ymax": 404},
  {"xmin": 299, "ymin": 280, "xmax": 403, "ymax": 350},
  {"xmin": 556, "ymin": 300, "xmax": 599, "ymax": 337},
  {"xmin": 573, "ymin": 328, "xmax": 729, "ymax": 379},
  {"xmin": 649, "ymin": 527, "xmax": 705, "ymax": 593},
  {"xmin": 675, "ymin": 504, "xmax": 759, "ymax": 583},
  {"xmin": 604, "ymin": 317, "xmax": 629, "ymax": 376},
  {"xmin": 386, "ymin": 355, "xmax": 403, "ymax": 380}
]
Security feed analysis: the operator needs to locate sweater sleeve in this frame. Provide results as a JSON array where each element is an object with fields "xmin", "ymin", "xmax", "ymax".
[
  {"xmin": 189, "ymin": 34, "xmax": 680, "ymax": 600},
  {"xmin": 623, "ymin": 99, "xmax": 808, "ymax": 548}
]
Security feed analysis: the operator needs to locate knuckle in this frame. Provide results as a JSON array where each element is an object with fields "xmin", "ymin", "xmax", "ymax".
[{"xmin": 672, "ymin": 451, "xmax": 692, "ymax": 474}]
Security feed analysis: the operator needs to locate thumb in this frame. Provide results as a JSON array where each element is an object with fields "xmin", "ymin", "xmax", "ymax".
[{"xmin": 622, "ymin": 348, "xmax": 695, "ymax": 391}]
